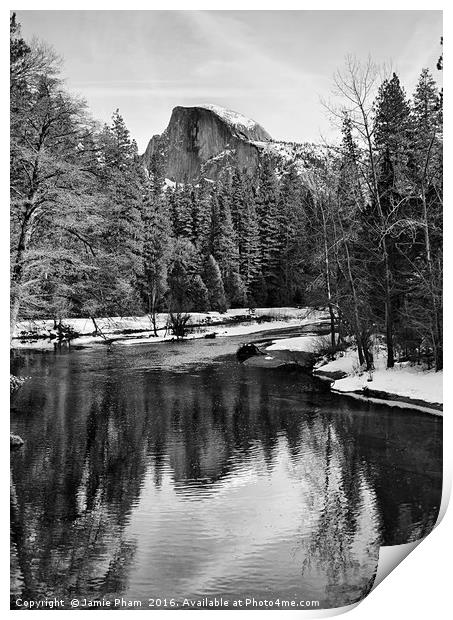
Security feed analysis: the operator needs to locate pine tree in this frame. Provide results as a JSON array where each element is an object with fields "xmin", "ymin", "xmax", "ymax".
[
  {"xmin": 142, "ymin": 183, "xmax": 173, "ymax": 335},
  {"xmin": 10, "ymin": 13, "xmax": 31, "ymax": 102},
  {"xmin": 338, "ymin": 116, "xmax": 364, "ymax": 209},
  {"xmin": 372, "ymin": 73, "xmax": 413, "ymax": 365},
  {"xmin": 228, "ymin": 169, "xmax": 262, "ymax": 299},
  {"xmin": 408, "ymin": 69, "xmax": 443, "ymax": 369},
  {"xmin": 210, "ymin": 188, "xmax": 245, "ymax": 307},
  {"xmin": 189, "ymin": 275, "xmax": 210, "ymax": 312},
  {"xmin": 146, "ymin": 149, "xmax": 166, "ymax": 197},
  {"xmin": 374, "ymin": 73, "xmax": 412, "ymax": 201},
  {"xmin": 237, "ymin": 175, "xmax": 262, "ymax": 296},
  {"xmin": 256, "ymin": 156, "xmax": 280, "ymax": 303},
  {"xmin": 168, "ymin": 239, "xmax": 207, "ymax": 313},
  {"xmin": 191, "ymin": 181, "xmax": 212, "ymax": 255},
  {"xmin": 275, "ymin": 164, "xmax": 306, "ymax": 304},
  {"xmin": 96, "ymin": 110, "xmax": 146, "ymax": 314},
  {"xmin": 170, "ymin": 183, "xmax": 193, "ymax": 239},
  {"xmin": 225, "ymin": 272, "xmax": 248, "ymax": 307},
  {"xmin": 168, "ymin": 259, "xmax": 190, "ymax": 313},
  {"xmin": 203, "ymin": 255, "xmax": 227, "ymax": 312},
  {"xmin": 230, "ymin": 168, "xmax": 243, "ymax": 230}
]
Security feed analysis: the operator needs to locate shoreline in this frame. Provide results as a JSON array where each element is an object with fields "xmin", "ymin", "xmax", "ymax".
[
  {"xmin": 313, "ymin": 370, "xmax": 443, "ymax": 416},
  {"xmin": 12, "ymin": 310, "xmax": 443, "ymax": 417},
  {"xmin": 262, "ymin": 336, "xmax": 443, "ymax": 417},
  {"xmin": 11, "ymin": 307, "xmax": 330, "ymax": 351}
]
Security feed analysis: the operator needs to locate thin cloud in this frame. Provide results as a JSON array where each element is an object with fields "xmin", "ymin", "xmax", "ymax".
[{"xmin": 18, "ymin": 10, "xmax": 443, "ymax": 151}]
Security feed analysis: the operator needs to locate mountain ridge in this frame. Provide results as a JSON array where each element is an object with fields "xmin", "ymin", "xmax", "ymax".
[{"xmin": 142, "ymin": 104, "xmax": 328, "ymax": 183}]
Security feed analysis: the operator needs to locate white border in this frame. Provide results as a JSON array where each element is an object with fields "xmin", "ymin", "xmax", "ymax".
[{"xmin": 3, "ymin": 3, "xmax": 450, "ymax": 619}]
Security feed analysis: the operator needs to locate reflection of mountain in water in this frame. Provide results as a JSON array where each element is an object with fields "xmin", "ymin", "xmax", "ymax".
[{"xmin": 10, "ymin": 344, "xmax": 442, "ymax": 608}]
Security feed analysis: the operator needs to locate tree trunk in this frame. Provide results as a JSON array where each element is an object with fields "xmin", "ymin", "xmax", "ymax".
[
  {"xmin": 10, "ymin": 295, "xmax": 21, "ymax": 339},
  {"xmin": 421, "ymin": 185, "xmax": 442, "ymax": 370},
  {"xmin": 150, "ymin": 289, "xmax": 158, "ymax": 338},
  {"xmin": 362, "ymin": 337, "xmax": 373, "ymax": 370},
  {"xmin": 356, "ymin": 340, "xmax": 365, "ymax": 366},
  {"xmin": 320, "ymin": 203, "xmax": 336, "ymax": 350},
  {"xmin": 360, "ymin": 107, "xmax": 395, "ymax": 368},
  {"xmin": 10, "ymin": 199, "xmax": 39, "ymax": 335},
  {"xmin": 383, "ymin": 262, "xmax": 395, "ymax": 367},
  {"xmin": 91, "ymin": 316, "xmax": 99, "ymax": 336},
  {"xmin": 337, "ymin": 214, "xmax": 369, "ymax": 369},
  {"xmin": 328, "ymin": 303, "xmax": 336, "ymax": 350}
]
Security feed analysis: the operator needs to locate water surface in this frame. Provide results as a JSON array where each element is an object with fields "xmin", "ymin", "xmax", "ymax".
[{"xmin": 10, "ymin": 328, "xmax": 442, "ymax": 609}]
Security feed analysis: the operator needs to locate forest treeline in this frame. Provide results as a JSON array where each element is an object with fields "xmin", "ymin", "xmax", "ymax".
[{"xmin": 10, "ymin": 15, "xmax": 442, "ymax": 369}]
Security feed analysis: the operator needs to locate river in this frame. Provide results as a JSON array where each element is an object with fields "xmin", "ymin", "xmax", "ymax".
[{"xmin": 10, "ymin": 326, "xmax": 442, "ymax": 609}]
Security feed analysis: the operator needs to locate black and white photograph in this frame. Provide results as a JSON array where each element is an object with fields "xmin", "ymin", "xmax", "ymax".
[{"xmin": 9, "ymin": 7, "xmax": 443, "ymax": 612}]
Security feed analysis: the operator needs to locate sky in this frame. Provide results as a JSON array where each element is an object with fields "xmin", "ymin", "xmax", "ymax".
[{"xmin": 17, "ymin": 10, "xmax": 443, "ymax": 152}]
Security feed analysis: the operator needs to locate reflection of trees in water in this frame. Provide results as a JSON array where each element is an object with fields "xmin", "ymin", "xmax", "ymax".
[
  {"xmin": 330, "ymin": 399, "xmax": 442, "ymax": 546},
  {"xmin": 164, "ymin": 368, "xmax": 293, "ymax": 488},
  {"xmin": 10, "ymin": 352, "xmax": 442, "ymax": 607},
  {"xmin": 144, "ymin": 367, "xmax": 383, "ymax": 608},
  {"xmin": 11, "ymin": 361, "xmax": 151, "ymax": 604},
  {"xmin": 297, "ymin": 416, "xmax": 381, "ymax": 607}
]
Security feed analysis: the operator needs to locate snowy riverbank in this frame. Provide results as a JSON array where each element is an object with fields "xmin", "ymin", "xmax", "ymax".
[
  {"xmin": 12, "ymin": 307, "xmax": 330, "ymax": 350},
  {"xmin": 264, "ymin": 335, "xmax": 443, "ymax": 415},
  {"xmin": 316, "ymin": 350, "xmax": 442, "ymax": 414}
]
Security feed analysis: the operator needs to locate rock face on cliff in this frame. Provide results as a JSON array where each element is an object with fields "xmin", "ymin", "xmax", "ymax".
[{"xmin": 142, "ymin": 104, "xmax": 273, "ymax": 182}]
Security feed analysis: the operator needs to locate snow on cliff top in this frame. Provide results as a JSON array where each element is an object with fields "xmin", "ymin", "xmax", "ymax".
[{"xmin": 197, "ymin": 103, "xmax": 262, "ymax": 131}]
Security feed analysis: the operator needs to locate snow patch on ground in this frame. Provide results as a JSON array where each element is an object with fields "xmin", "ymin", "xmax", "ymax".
[
  {"xmin": 314, "ymin": 348, "xmax": 359, "ymax": 375},
  {"xmin": 316, "ymin": 348, "xmax": 442, "ymax": 407},
  {"xmin": 113, "ymin": 318, "xmax": 311, "ymax": 347},
  {"xmin": 266, "ymin": 334, "xmax": 443, "ymax": 410},
  {"xmin": 13, "ymin": 307, "xmax": 330, "ymax": 350},
  {"xmin": 333, "ymin": 364, "xmax": 442, "ymax": 406},
  {"xmin": 266, "ymin": 335, "xmax": 319, "ymax": 352}
]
